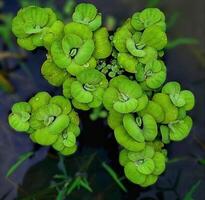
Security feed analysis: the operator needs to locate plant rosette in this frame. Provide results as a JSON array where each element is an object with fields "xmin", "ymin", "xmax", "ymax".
[
  {"xmin": 113, "ymin": 13, "xmax": 167, "ymax": 72},
  {"xmin": 135, "ymin": 59, "xmax": 167, "ymax": 90},
  {"xmin": 63, "ymin": 69, "xmax": 108, "ymax": 110},
  {"xmin": 119, "ymin": 143, "xmax": 167, "ymax": 187},
  {"xmin": 103, "ymin": 75, "xmax": 148, "ymax": 114},
  {"xmin": 107, "ymin": 110, "xmax": 158, "ymax": 152},
  {"xmin": 9, "ymin": 92, "xmax": 81, "ymax": 156},
  {"xmin": 41, "ymin": 58, "xmax": 69, "ymax": 87},
  {"xmin": 12, "ymin": 6, "xmax": 62, "ymax": 50}
]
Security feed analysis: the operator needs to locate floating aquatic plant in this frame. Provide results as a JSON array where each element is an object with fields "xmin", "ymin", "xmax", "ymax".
[
  {"xmin": 103, "ymin": 75, "xmax": 148, "ymax": 113},
  {"xmin": 131, "ymin": 8, "xmax": 166, "ymax": 31},
  {"xmin": 9, "ymin": 92, "xmax": 80, "ymax": 156},
  {"xmin": 113, "ymin": 12, "xmax": 167, "ymax": 69},
  {"xmin": 12, "ymin": 6, "xmax": 60, "ymax": 50},
  {"xmin": 119, "ymin": 143, "xmax": 166, "ymax": 187},
  {"xmin": 135, "ymin": 60, "xmax": 167, "ymax": 89},
  {"xmin": 8, "ymin": 3, "xmax": 195, "ymax": 188},
  {"xmin": 41, "ymin": 58, "xmax": 69, "ymax": 86},
  {"xmin": 72, "ymin": 3, "xmax": 102, "ymax": 31}
]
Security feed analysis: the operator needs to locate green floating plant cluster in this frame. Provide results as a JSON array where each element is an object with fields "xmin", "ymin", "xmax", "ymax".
[
  {"xmin": 8, "ymin": 3, "xmax": 195, "ymax": 187},
  {"xmin": 9, "ymin": 92, "xmax": 80, "ymax": 156}
]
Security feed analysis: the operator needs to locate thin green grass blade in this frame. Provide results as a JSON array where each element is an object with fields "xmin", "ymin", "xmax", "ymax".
[
  {"xmin": 56, "ymin": 190, "xmax": 64, "ymax": 200},
  {"xmin": 102, "ymin": 162, "xmax": 127, "ymax": 192},
  {"xmin": 6, "ymin": 151, "xmax": 33, "ymax": 177},
  {"xmin": 80, "ymin": 178, "xmax": 93, "ymax": 193},
  {"xmin": 167, "ymin": 156, "xmax": 189, "ymax": 164},
  {"xmin": 53, "ymin": 174, "xmax": 66, "ymax": 180},
  {"xmin": 166, "ymin": 38, "xmax": 199, "ymax": 50},
  {"xmin": 56, "ymin": 185, "xmax": 67, "ymax": 200},
  {"xmin": 146, "ymin": 0, "xmax": 161, "ymax": 7},
  {"xmin": 63, "ymin": 0, "xmax": 75, "ymax": 15},
  {"xmin": 198, "ymin": 159, "xmax": 205, "ymax": 165},
  {"xmin": 0, "ymin": 73, "xmax": 13, "ymax": 93},
  {"xmin": 58, "ymin": 154, "xmax": 68, "ymax": 177},
  {"xmin": 65, "ymin": 178, "xmax": 79, "ymax": 196},
  {"xmin": 167, "ymin": 12, "xmax": 180, "ymax": 30},
  {"xmin": 183, "ymin": 180, "xmax": 201, "ymax": 200}
]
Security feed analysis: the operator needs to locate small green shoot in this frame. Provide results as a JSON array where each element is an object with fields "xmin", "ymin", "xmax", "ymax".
[
  {"xmin": 57, "ymin": 154, "xmax": 68, "ymax": 177},
  {"xmin": 0, "ymin": 73, "xmax": 13, "ymax": 93},
  {"xmin": 65, "ymin": 176, "xmax": 93, "ymax": 196},
  {"xmin": 0, "ymin": 13, "xmax": 13, "ymax": 48},
  {"xmin": 6, "ymin": 151, "xmax": 33, "ymax": 177},
  {"xmin": 64, "ymin": 0, "xmax": 76, "ymax": 15},
  {"xmin": 183, "ymin": 181, "xmax": 201, "ymax": 200},
  {"xmin": 146, "ymin": 0, "xmax": 161, "ymax": 7},
  {"xmin": 167, "ymin": 12, "xmax": 180, "ymax": 30},
  {"xmin": 54, "ymin": 153, "xmax": 94, "ymax": 199},
  {"xmin": 102, "ymin": 162, "xmax": 127, "ymax": 192},
  {"xmin": 167, "ymin": 156, "xmax": 189, "ymax": 164},
  {"xmin": 198, "ymin": 159, "xmax": 205, "ymax": 165},
  {"xmin": 166, "ymin": 38, "xmax": 198, "ymax": 50}
]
